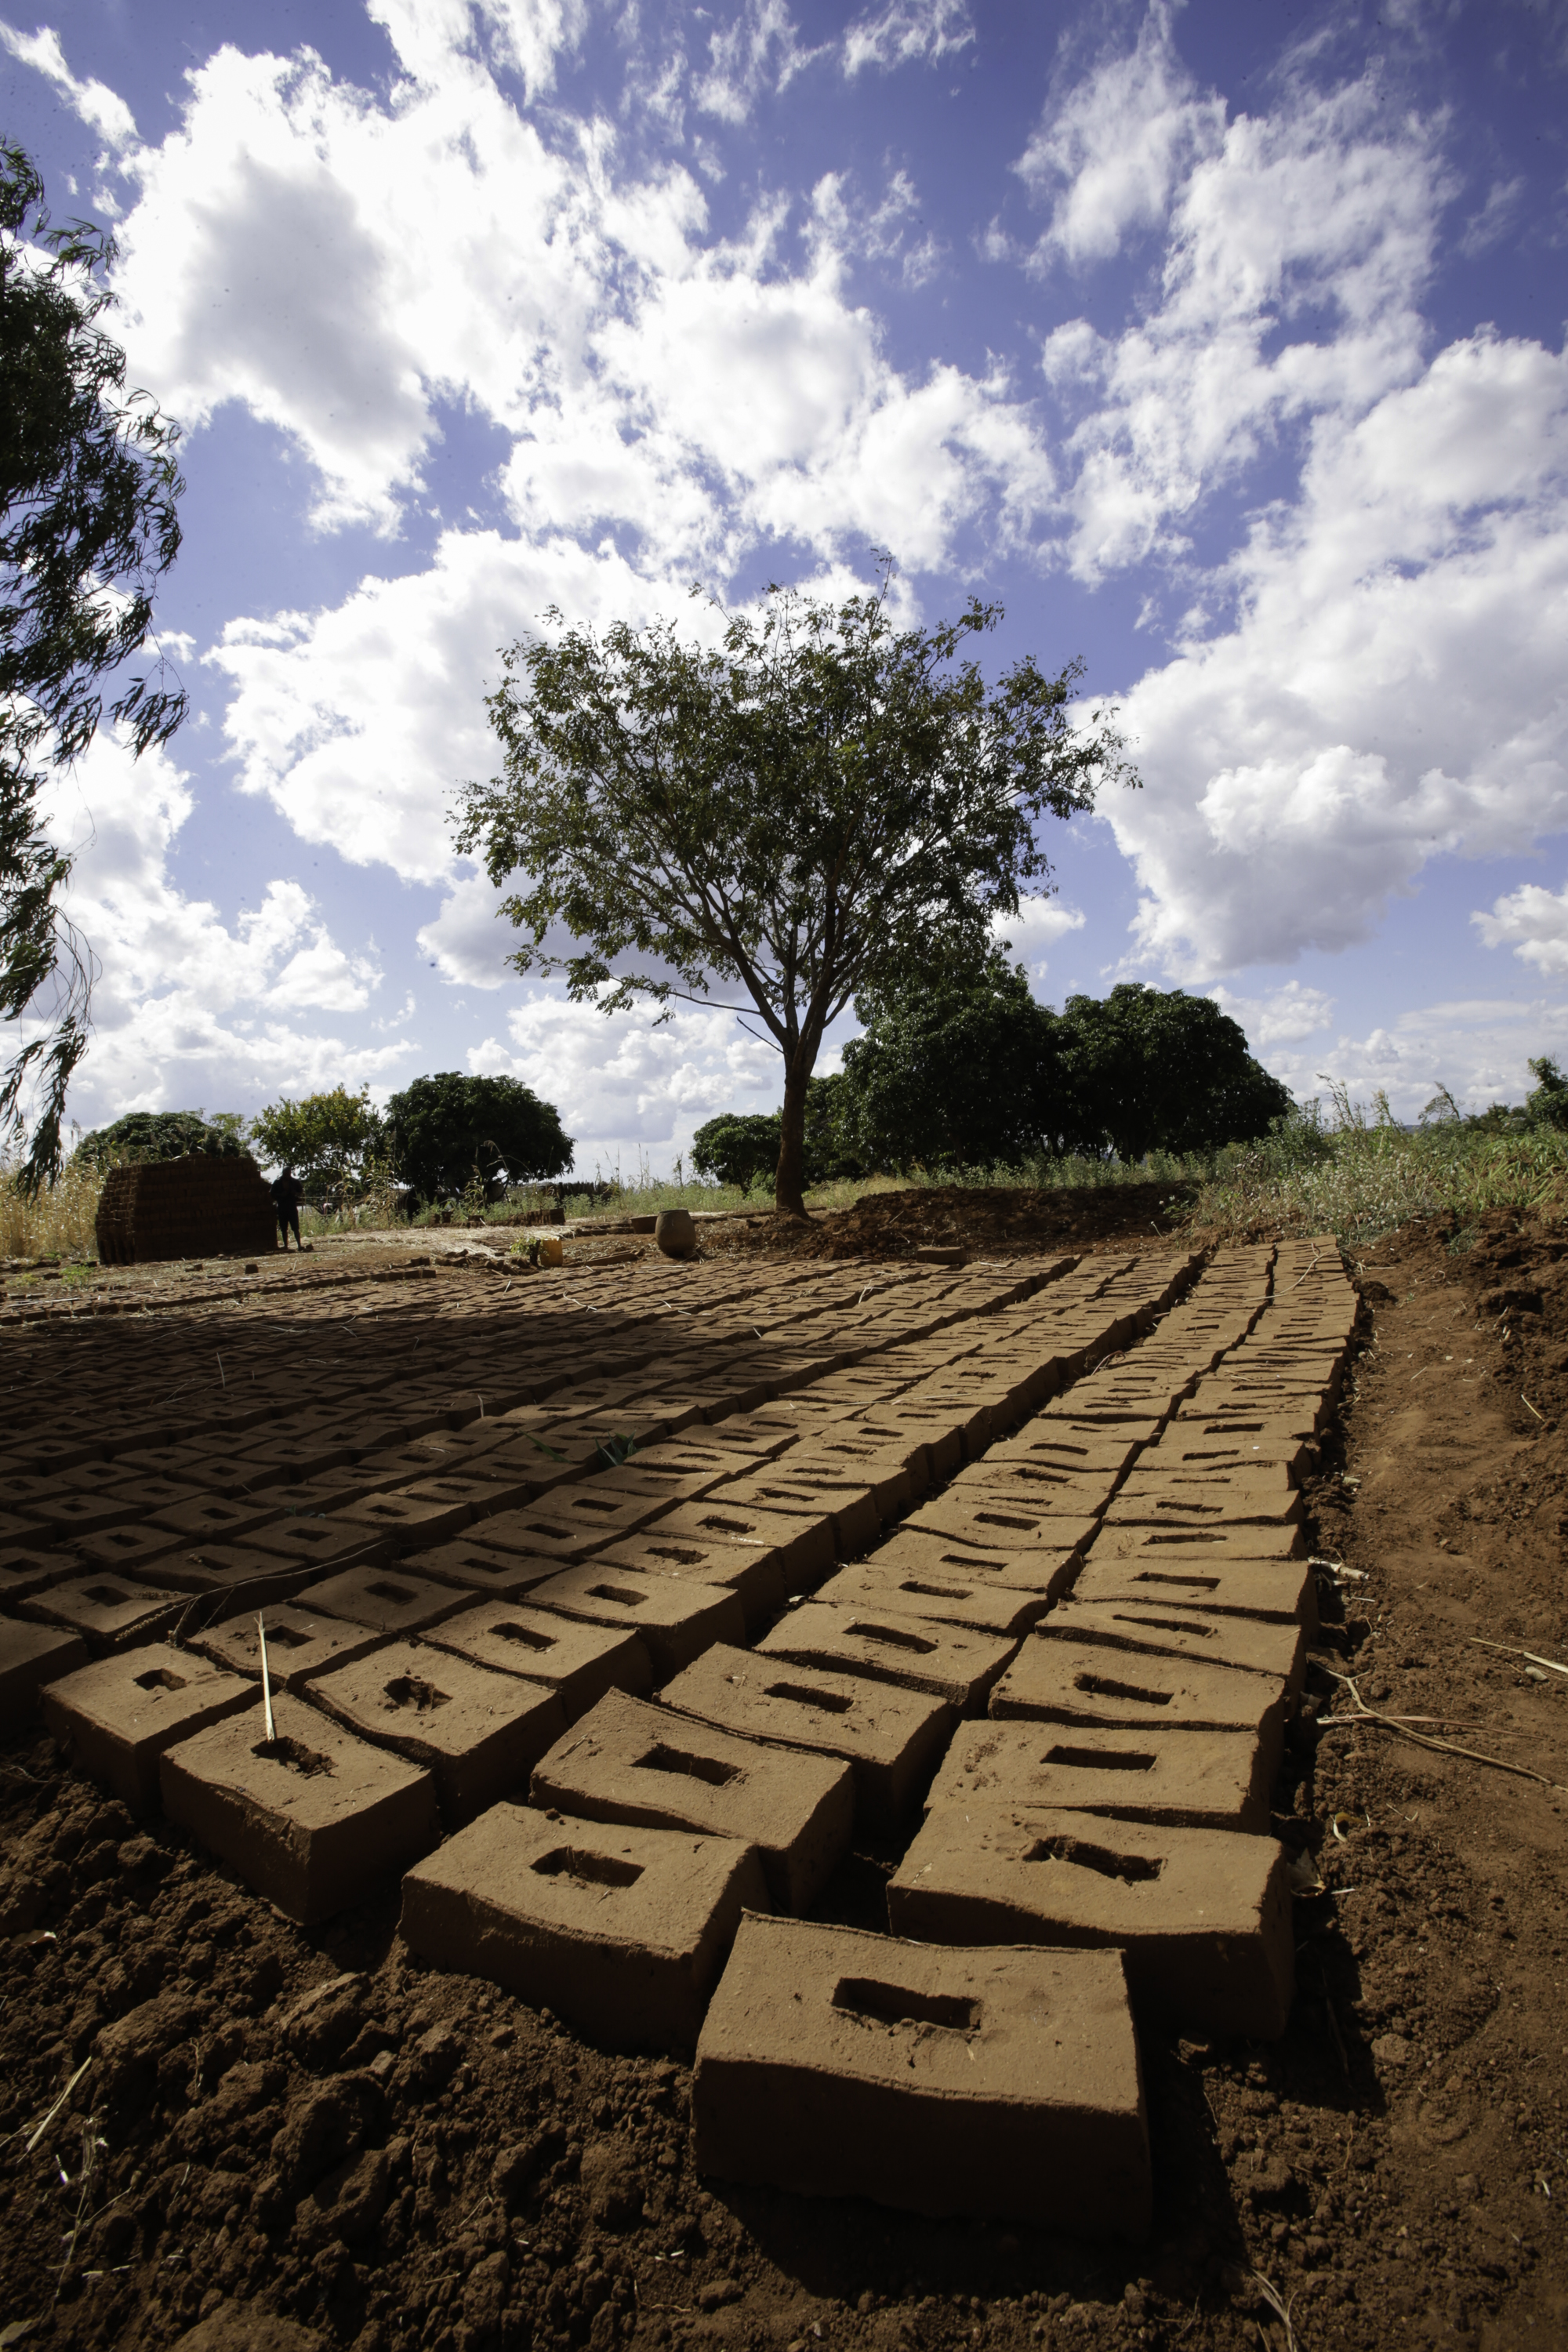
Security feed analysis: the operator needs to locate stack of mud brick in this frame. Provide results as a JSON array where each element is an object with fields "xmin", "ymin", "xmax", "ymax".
[
  {"xmin": 93, "ymin": 1153, "xmax": 278, "ymax": 1265},
  {"xmin": 0, "ymin": 1240, "xmax": 1359, "ymax": 2241}
]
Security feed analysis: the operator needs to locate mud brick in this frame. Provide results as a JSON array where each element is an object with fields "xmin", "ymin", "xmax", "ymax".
[
  {"xmin": 38, "ymin": 1645, "xmax": 255, "ymax": 1812},
  {"xmin": 531, "ymin": 1690, "xmax": 853, "ymax": 1913},
  {"xmin": 232, "ymin": 1432, "xmax": 361, "ymax": 1482},
  {"xmin": 823, "ymin": 1419, "xmax": 933, "ymax": 1495},
  {"xmin": 755, "ymin": 1600, "xmax": 1016, "ymax": 1715},
  {"xmin": 786, "ymin": 1437, "xmax": 918, "ymax": 1515},
  {"xmin": 150, "ymin": 1493, "xmax": 279, "ymax": 1544},
  {"xmin": 398, "ymin": 1538, "xmax": 563, "ymax": 1601},
  {"xmin": 948, "ymin": 1460, "xmax": 1112, "ymax": 1514},
  {"xmin": 22, "ymin": 1489, "xmax": 142, "ymax": 1539},
  {"xmin": 927, "ymin": 1719, "xmax": 1272, "ymax": 1834},
  {"xmin": 297, "ymin": 1563, "xmax": 471, "ymax": 1636},
  {"xmin": 399, "ymin": 1802, "xmax": 766, "ymax": 2053},
  {"xmin": 21, "ymin": 1573, "xmax": 183, "ymax": 1652},
  {"xmin": 874, "ymin": 1527, "xmax": 1082, "ymax": 1598},
  {"xmin": 648, "ymin": 1500, "xmax": 837, "ymax": 1596},
  {"xmin": 426, "ymin": 1599, "xmax": 651, "ymax": 1719},
  {"xmin": 987, "ymin": 1633, "xmax": 1290, "ymax": 1772},
  {"xmin": 596, "ymin": 1531, "xmax": 785, "ymax": 1631},
  {"xmin": 711, "ymin": 1469, "xmax": 881, "ymax": 1558},
  {"xmin": 161, "ymin": 1690, "xmax": 437, "ymax": 1924},
  {"xmin": 655, "ymin": 1419, "xmax": 797, "ymax": 1465},
  {"xmin": 1173, "ymin": 1402, "xmax": 1319, "ymax": 1439},
  {"xmin": 303, "ymin": 1639, "xmax": 565, "ymax": 1827},
  {"xmin": 67, "ymin": 1522, "xmax": 187, "ymax": 1576},
  {"xmin": 1020, "ymin": 1416, "xmax": 1163, "ymax": 1458},
  {"xmin": 465, "ymin": 1497, "xmax": 652, "ymax": 1564},
  {"xmin": 0, "ymin": 1617, "xmax": 89, "ymax": 1722},
  {"xmin": 1091, "ymin": 1519, "xmax": 1306, "ymax": 1563},
  {"xmin": 1102, "ymin": 1481, "xmax": 1303, "ymax": 1531},
  {"xmin": 814, "ymin": 1559, "xmax": 1052, "ymax": 1639},
  {"xmin": 691, "ymin": 1914, "xmax": 1149, "ymax": 2236},
  {"xmin": 0, "ymin": 1548, "xmax": 75, "ymax": 1603},
  {"xmin": 1040, "ymin": 1599, "xmax": 1307, "ymax": 1693},
  {"xmin": 887, "ymin": 1806, "xmax": 1294, "ymax": 2041},
  {"xmin": 143, "ymin": 1544, "xmax": 316, "ymax": 1600},
  {"xmin": 866, "ymin": 1406, "xmax": 967, "ymax": 1478},
  {"xmin": 901, "ymin": 1494, "xmax": 1101, "ymax": 1560},
  {"xmin": 407, "ymin": 1465, "xmax": 544, "ymax": 1517},
  {"xmin": 1073, "ymin": 1551, "xmax": 1319, "ymax": 1637},
  {"xmin": 1146, "ymin": 1432, "xmax": 1318, "ymax": 1482},
  {"xmin": 191, "ymin": 1604, "xmax": 387, "ymax": 1691},
  {"xmin": 591, "ymin": 1443, "xmax": 738, "ymax": 1499},
  {"xmin": 332, "ymin": 1486, "xmax": 477, "ymax": 1547},
  {"xmin": 241, "ymin": 1515, "xmax": 394, "ymax": 1575},
  {"xmin": 526, "ymin": 1563, "xmax": 746, "ymax": 1680},
  {"xmin": 658, "ymin": 1642, "xmax": 955, "ymax": 1831}
]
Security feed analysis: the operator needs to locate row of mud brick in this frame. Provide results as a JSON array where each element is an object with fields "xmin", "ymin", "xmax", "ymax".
[{"xmin": 0, "ymin": 1240, "xmax": 1357, "ymax": 2241}]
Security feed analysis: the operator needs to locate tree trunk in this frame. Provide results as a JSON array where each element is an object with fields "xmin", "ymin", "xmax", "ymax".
[{"xmin": 775, "ymin": 1055, "xmax": 811, "ymax": 1218}]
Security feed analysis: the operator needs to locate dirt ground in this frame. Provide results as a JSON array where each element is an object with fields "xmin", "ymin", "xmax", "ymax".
[{"xmin": 1, "ymin": 1203, "xmax": 1564, "ymax": 2352}]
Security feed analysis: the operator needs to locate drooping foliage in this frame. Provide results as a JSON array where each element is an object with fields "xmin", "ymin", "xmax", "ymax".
[{"xmin": 72, "ymin": 1109, "xmax": 247, "ymax": 1171}]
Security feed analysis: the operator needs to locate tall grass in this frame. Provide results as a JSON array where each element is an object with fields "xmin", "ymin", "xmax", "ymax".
[{"xmin": 0, "ymin": 1159, "xmax": 103, "ymax": 1258}]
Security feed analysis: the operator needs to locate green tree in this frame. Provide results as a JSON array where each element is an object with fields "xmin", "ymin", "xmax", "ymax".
[
  {"xmin": 2, "ymin": 144, "xmax": 187, "ymax": 1186},
  {"xmin": 1058, "ymin": 984, "xmax": 1292, "ymax": 1162},
  {"xmin": 385, "ymin": 1072, "xmax": 573, "ymax": 1203},
  {"xmin": 72, "ymin": 1109, "xmax": 247, "ymax": 1171},
  {"xmin": 457, "ymin": 572, "xmax": 1134, "ymax": 1217},
  {"xmin": 691, "ymin": 1111, "xmax": 782, "ymax": 1192},
  {"xmin": 840, "ymin": 949, "xmax": 1066, "ymax": 1171},
  {"xmin": 248, "ymin": 1084, "xmax": 387, "ymax": 1207},
  {"xmin": 1524, "ymin": 1055, "xmax": 1568, "ymax": 1132}
]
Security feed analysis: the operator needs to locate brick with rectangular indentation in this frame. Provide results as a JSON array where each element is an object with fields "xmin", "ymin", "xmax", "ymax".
[
  {"xmin": 1040, "ymin": 1599, "xmax": 1308, "ymax": 1692},
  {"xmin": 591, "ymin": 1529, "xmax": 785, "ymax": 1632},
  {"xmin": 38, "ymin": 1644, "xmax": 256, "ymax": 1812},
  {"xmin": 887, "ymin": 1806, "xmax": 1294, "ymax": 2041},
  {"xmin": 524, "ymin": 1563, "xmax": 746, "ymax": 1681},
  {"xmin": 657, "ymin": 1642, "xmax": 954, "ymax": 1830},
  {"xmin": 813, "ymin": 1559, "xmax": 1051, "ymax": 1639},
  {"xmin": 901, "ymin": 1495, "xmax": 1100, "ymax": 1558},
  {"xmin": 926, "ymin": 1720, "xmax": 1272, "ymax": 1832},
  {"xmin": 1073, "ymin": 1552, "xmax": 1319, "ymax": 1637},
  {"xmin": 530, "ymin": 1689, "xmax": 852, "ymax": 1912},
  {"xmin": 709, "ymin": 1471, "xmax": 881, "ymax": 1559},
  {"xmin": 191, "ymin": 1603, "xmax": 387, "ymax": 1690},
  {"xmin": 303, "ymin": 1639, "xmax": 565, "ymax": 1825},
  {"xmin": 1, "ymin": 1617, "xmax": 89, "ymax": 1722},
  {"xmin": 646, "ymin": 1500, "xmax": 837, "ymax": 1596},
  {"xmin": 873, "ymin": 1528, "xmax": 1082, "ymax": 1598},
  {"xmin": 423, "ymin": 1599, "xmax": 652, "ymax": 1719},
  {"xmin": 20, "ymin": 1573, "xmax": 183, "ymax": 1653},
  {"xmin": 755, "ymin": 1599, "xmax": 1017, "ymax": 1715},
  {"xmin": 399, "ymin": 1539, "xmax": 564, "ymax": 1602},
  {"xmin": 398, "ymin": 1802, "xmax": 766, "ymax": 2053},
  {"xmin": 691, "ymin": 1914, "xmax": 1149, "ymax": 2238},
  {"xmin": 296, "ymin": 1563, "xmax": 470, "ymax": 1636},
  {"xmin": 160, "ymin": 1690, "xmax": 438, "ymax": 1923},
  {"xmin": 988, "ymin": 1632, "xmax": 1290, "ymax": 1777}
]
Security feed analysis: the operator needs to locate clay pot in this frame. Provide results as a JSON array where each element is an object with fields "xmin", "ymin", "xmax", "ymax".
[{"xmin": 654, "ymin": 1209, "xmax": 697, "ymax": 1259}]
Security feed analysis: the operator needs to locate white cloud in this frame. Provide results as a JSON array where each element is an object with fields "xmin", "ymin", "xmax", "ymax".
[
  {"xmin": 694, "ymin": 0, "xmax": 820, "ymax": 122},
  {"xmin": 38, "ymin": 733, "xmax": 401, "ymax": 1126},
  {"xmin": 1473, "ymin": 877, "xmax": 1568, "ymax": 978},
  {"xmin": 991, "ymin": 897, "xmax": 1087, "ymax": 983},
  {"xmin": 0, "ymin": 24, "xmax": 138, "ymax": 149},
  {"xmin": 1208, "ymin": 980, "xmax": 1334, "ymax": 1049},
  {"xmin": 417, "ymin": 868, "xmax": 517, "ymax": 986},
  {"xmin": 1016, "ymin": 2, "xmax": 1224, "ymax": 270},
  {"xmin": 1261, "ymin": 997, "xmax": 1568, "ymax": 1124},
  {"xmin": 842, "ymin": 0, "xmax": 975, "ymax": 78}
]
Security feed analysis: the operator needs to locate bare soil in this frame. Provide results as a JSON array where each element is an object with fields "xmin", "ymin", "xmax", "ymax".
[{"xmin": 2, "ymin": 1202, "xmax": 1565, "ymax": 2352}]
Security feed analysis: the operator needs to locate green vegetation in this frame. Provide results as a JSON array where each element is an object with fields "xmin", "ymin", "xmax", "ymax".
[
  {"xmin": 71, "ymin": 1109, "xmax": 246, "ymax": 1170},
  {"xmin": 247, "ymin": 1083, "xmax": 387, "ymax": 1208},
  {"xmin": 383, "ymin": 1072, "xmax": 573, "ymax": 1204},
  {"xmin": 459, "ymin": 568, "xmax": 1134, "ymax": 1215},
  {"xmin": 2, "ymin": 143, "xmax": 187, "ymax": 1186}
]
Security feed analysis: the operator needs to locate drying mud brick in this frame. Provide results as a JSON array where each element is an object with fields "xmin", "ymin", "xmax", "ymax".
[
  {"xmin": 245, "ymin": 1517, "xmax": 395, "ymax": 1575},
  {"xmin": 1073, "ymin": 1552, "xmax": 1319, "ymax": 1639},
  {"xmin": 304, "ymin": 1638, "xmax": 566, "ymax": 1824},
  {"xmin": 151, "ymin": 1545, "xmax": 320, "ymax": 1601},
  {"xmin": 988, "ymin": 1632, "xmax": 1291, "ymax": 1780},
  {"xmin": 1040, "ymin": 1599, "xmax": 1308, "ymax": 1694},
  {"xmin": 814, "ymin": 1559, "xmax": 1051, "ymax": 1639},
  {"xmin": 658, "ymin": 1642, "xmax": 956, "ymax": 1829},
  {"xmin": 887, "ymin": 1806, "xmax": 1294, "ymax": 2042},
  {"xmin": 524, "ymin": 1563, "xmax": 746, "ymax": 1680},
  {"xmin": 712, "ymin": 1468, "xmax": 882, "ymax": 1558},
  {"xmin": 425, "ymin": 1599, "xmax": 652, "ymax": 1719},
  {"xmin": 902, "ymin": 1494, "xmax": 1100, "ymax": 1559},
  {"xmin": 597, "ymin": 1530, "xmax": 786, "ymax": 1630},
  {"xmin": 399, "ymin": 1539, "xmax": 564, "ymax": 1602},
  {"xmin": 21, "ymin": 1573, "xmax": 183, "ymax": 1652},
  {"xmin": 873, "ymin": 1526, "xmax": 1083, "ymax": 1595},
  {"xmin": 755, "ymin": 1599, "xmax": 1018, "ymax": 1714},
  {"xmin": 191, "ymin": 1605, "xmax": 387, "ymax": 1692},
  {"xmin": 94, "ymin": 1152, "xmax": 277, "ymax": 1265},
  {"xmin": 296, "ymin": 1563, "xmax": 472, "ymax": 1637},
  {"xmin": 648, "ymin": 1499, "xmax": 837, "ymax": 1595},
  {"xmin": 691, "ymin": 1914, "xmax": 1150, "ymax": 2238},
  {"xmin": 160, "ymin": 1689, "xmax": 438, "ymax": 1922},
  {"xmin": 38, "ymin": 1645, "xmax": 256, "ymax": 1812},
  {"xmin": 530, "ymin": 1689, "xmax": 854, "ymax": 1912},
  {"xmin": 0, "ymin": 1615, "xmax": 89, "ymax": 1722},
  {"xmin": 398, "ymin": 1802, "xmax": 767, "ymax": 2053},
  {"xmin": 927, "ymin": 1719, "xmax": 1274, "ymax": 1833}
]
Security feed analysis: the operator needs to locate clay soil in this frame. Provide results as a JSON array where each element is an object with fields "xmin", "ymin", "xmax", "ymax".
[{"xmin": 2, "ymin": 1204, "xmax": 1566, "ymax": 2352}]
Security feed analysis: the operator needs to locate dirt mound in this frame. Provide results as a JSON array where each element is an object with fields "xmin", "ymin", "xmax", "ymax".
[{"xmin": 760, "ymin": 1180, "xmax": 1196, "ymax": 1260}]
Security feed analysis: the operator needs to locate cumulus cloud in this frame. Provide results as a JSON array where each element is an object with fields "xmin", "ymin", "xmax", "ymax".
[
  {"xmin": 1261, "ymin": 997, "xmax": 1568, "ymax": 1124},
  {"xmin": 416, "ymin": 868, "xmax": 518, "ymax": 987},
  {"xmin": 1473, "ymin": 877, "xmax": 1568, "ymax": 977},
  {"xmin": 694, "ymin": 0, "xmax": 820, "ymax": 122},
  {"xmin": 842, "ymin": 0, "xmax": 975, "ymax": 77},
  {"xmin": 0, "ymin": 23, "xmax": 137, "ymax": 149},
  {"xmin": 1208, "ymin": 981, "xmax": 1335, "ymax": 1049},
  {"xmin": 990, "ymin": 897, "xmax": 1087, "ymax": 984}
]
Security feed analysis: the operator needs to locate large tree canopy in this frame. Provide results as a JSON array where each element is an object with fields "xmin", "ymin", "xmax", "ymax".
[
  {"xmin": 71, "ymin": 1109, "xmax": 246, "ymax": 1172},
  {"xmin": 842, "ymin": 949, "xmax": 1066, "ymax": 1171},
  {"xmin": 2, "ymin": 143, "xmax": 187, "ymax": 1186},
  {"xmin": 248, "ymin": 1084, "xmax": 387, "ymax": 1206},
  {"xmin": 458, "ymin": 572, "xmax": 1135, "ymax": 1214},
  {"xmin": 384, "ymin": 1072, "xmax": 573, "ymax": 1203},
  {"xmin": 1054, "ymin": 984, "xmax": 1293, "ymax": 1163}
]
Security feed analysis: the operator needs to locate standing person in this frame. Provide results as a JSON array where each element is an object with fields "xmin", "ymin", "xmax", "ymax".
[{"xmin": 271, "ymin": 1164, "xmax": 304, "ymax": 1250}]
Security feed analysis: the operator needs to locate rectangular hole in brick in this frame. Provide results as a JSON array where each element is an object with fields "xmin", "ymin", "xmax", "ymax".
[
  {"xmin": 1144, "ymin": 1533, "xmax": 1228, "ymax": 1548},
  {"xmin": 1025, "ymin": 1833, "xmax": 1163, "ymax": 1882},
  {"xmin": 587, "ymin": 1584, "xmax": 645, "ymax": 1606},
  {"xmin": 264, "ymin": 1626, "xmax": 311, "ymax": 1651},
  {"xmin": 84, "ymin": 1584, "xmax": 130, "ymax": 1606},
  {"xmin": 696, "ymin": 1515, "xmax": 753, "ymax": 1536},
  {"xmin": 831, "ymin": 1976, "xmax": 979, "ymax": 2033},
  {"xmin": 134, "ymin": 1667, "xmax": 188, "ymax": 1692},
  {"xmin": 846, "ymin": 1621, "xmax": 938, "ymax": 1655},
  {"xmin": 100, "ymin": 1532, "xmax": 141, "ymax": 1551},
  {"xmin": 1042, "ymin": 1744, "xmax": 1156, "ymax": 1773},
  {"xmin": 492, "ymin": 1622, "xmax": 556, "ymax": 1653},
  {"xmin": 531, "ymin": 1846, "xmax": 644, "ymax": 1889},
  {"xmin": 384, "ymin": 1675, "xmax": 451, "ymax": 1713},
  {"xmin": 973, "ymin": 1512, "xmax": 1034, "ymax": 1531},
  {"xmin": 1112, "ymin": 1612, "xmax": 1213, "ymax": 1638},
  {"xmin": 572, "ymin": 1498, "xmax": 622, "ymax": 1515},
  {"xmin": 764, "ymin": 1679, "xmax": 854, "ymax": 1715},
  {"xmin": 644, "ymin": 1544, "xmax": 706, "ymax": 1566},
  {"xmin": 634, "ymin": 1741, "xmax": 743, "ymax": 1788},
  {"xmin": 366, "ymin": 1581, "xmax": 415, "ymax": 1603},
  {"xmin": 1131, "ymin": 1573, "xmax": 1221, "ymax": 1591},
  {"xmin": 898, "ymin": 1579, "xmax": 970, "ymax": 1600},
  {"xmin": 1073, "ymin": 1672, "xmax": 1174, "ymax": 1706},
  {"xmin": 254, "ymin": 1735, "xmax": 335, "ymax": 1777}
]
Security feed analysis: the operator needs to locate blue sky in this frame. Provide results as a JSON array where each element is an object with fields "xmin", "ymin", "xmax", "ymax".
[{"xmin": 4, "ymin": 0, "xmax": 1567, "ymax": 1171}]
